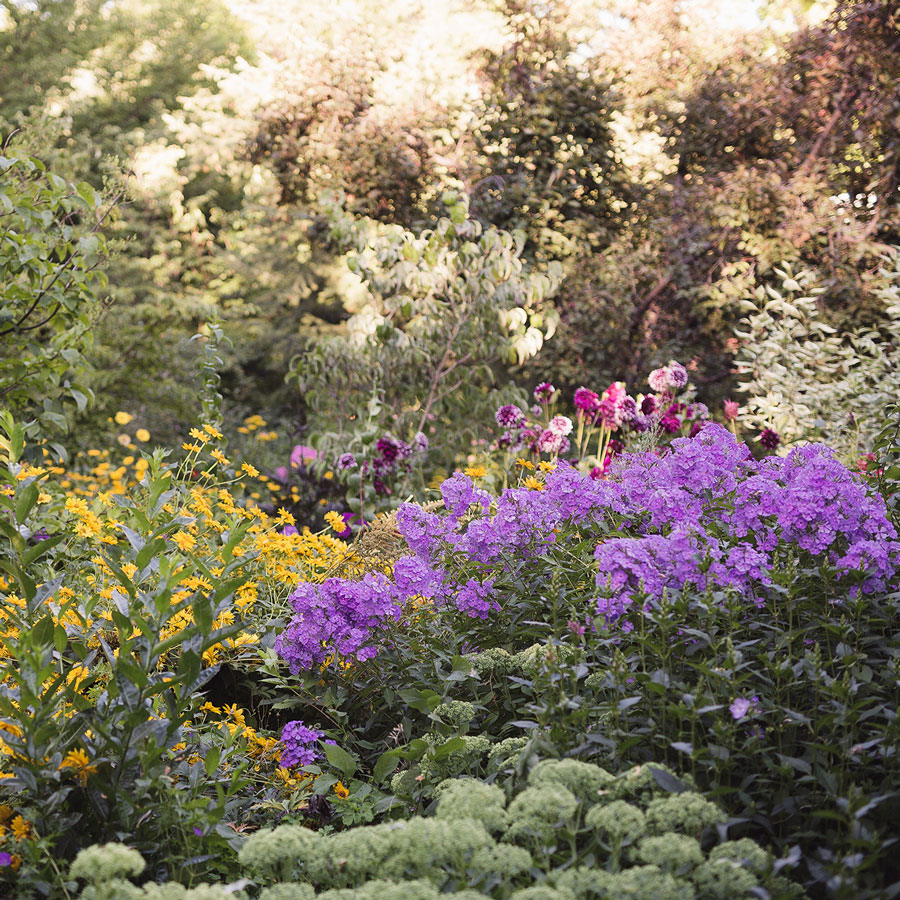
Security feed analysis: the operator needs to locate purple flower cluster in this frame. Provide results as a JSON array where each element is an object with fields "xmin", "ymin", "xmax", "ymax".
[
  {"xmin": 276, "ymin": 425, "xmax": 900, "ymax": 669},
  {"xmin": 279, "ymin": 720, "xmax": 324, "ymax": 767},
  {"xmin": 275, "ymin": 573, "xmax": 403, "ymax": 673}
]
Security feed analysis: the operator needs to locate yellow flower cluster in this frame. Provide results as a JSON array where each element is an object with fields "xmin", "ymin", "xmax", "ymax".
[{"xmin": 0, "ymin": 416, "xmax": 354, "ymax": 800}]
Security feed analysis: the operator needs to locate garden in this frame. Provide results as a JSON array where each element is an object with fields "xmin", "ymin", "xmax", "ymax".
[{"xmin": 2, "ymin": 0, "xmax": 900, "ymax": 898}]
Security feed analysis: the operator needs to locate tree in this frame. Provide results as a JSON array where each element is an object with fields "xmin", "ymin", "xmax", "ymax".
[{"xmin": 0, "ymin": 149, "xmax": 116, "ymax": 446}]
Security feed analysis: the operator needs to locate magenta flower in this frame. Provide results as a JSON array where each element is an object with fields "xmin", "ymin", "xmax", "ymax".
[
  {"xmin": 534, "ymin": 382, "xmax": 555, "ymax": 403},
  {"xmin": 605, "ymin": 382, "xmax": 627, "ymax": 405},
  {"xmin": 338, "ymin": 453, "xmax": 357, "ymax": 470},
  {"xmin": 574, "ymin": 387, "xmax": 600, "ymax": 414}
]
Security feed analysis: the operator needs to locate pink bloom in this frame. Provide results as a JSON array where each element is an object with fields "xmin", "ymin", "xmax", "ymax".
[
  {"xmin": 534, "ymin": 382, "xmax": 555, "ymax": 403},
  {"xmin": 548, "ymin": 415, "xmax": 573, "ymax": 437},
  {"xmin": 648, "ymin": 367, "xmax": 669, "ymax": 393},
  {"xmin": 605, "ymin": 382, "xmax": 627, "ymax": 405},
  {"xmin": 537, "ymin": 429, "xmax": 564, "ymax": 453},
  {"xmin": 291, "ymin": 444, "xmax": 318, "ymax": 468},
  {"xmin": 723, "ymin": 399, "xmax": 739, "ymax": 420}
]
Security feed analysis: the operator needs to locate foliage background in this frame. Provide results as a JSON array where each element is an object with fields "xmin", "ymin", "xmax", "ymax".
[{"xmin": 3, "ymin": 0, "xmax": 898, "ymax": 455}]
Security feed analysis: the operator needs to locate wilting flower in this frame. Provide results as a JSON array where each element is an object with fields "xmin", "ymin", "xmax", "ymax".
[{"xmin": 759, "ymin": 428, "xmax": 781, "ymax": 450}]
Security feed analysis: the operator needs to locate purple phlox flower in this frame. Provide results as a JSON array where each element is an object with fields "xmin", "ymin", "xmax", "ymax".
[
  {"xmin": 275, "ymin": 572, "xmax": 402, "ymax": 672},
  {"xmin": 455, "ymin": 578, "xmax": 499, "ymax": 619},
  {"xmin": 393, "ymin": 555, "xmax": 446, "ymax": 602},
  {"xmin": 279, "ymin": 720, "xmax": 325, "ymax": 767},
  {"xmin": 441, "ymin": 472, "xmax": 492, "ymax": 518},
  {"xmin": 291, "ymin": 444, "xmax": 318, "ymax": 468}
]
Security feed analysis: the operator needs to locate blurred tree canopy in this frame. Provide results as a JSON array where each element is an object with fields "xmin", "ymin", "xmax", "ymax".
[{"xmin": 1, "ymin": 0, "xmax": 898, "ymax": 448}]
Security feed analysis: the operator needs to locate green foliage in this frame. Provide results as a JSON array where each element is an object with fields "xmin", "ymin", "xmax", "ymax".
[
  {"xmin": 83, "ymin": 756, "xmax": 796, "ymax": 899},
  {"xmin": 0, "ymin": 151, "xmax": 116, "ymax": 443},
  {"xmin": 294, "ymin": 191, "xmax": 562, "ymax": 470},
  {"xmin": 471, "ymin": 0, "xmax": 633, "ymax": 260},
  {"xmin": 735, "ymin": 252, "xmax": 900, "ymax": 458}
]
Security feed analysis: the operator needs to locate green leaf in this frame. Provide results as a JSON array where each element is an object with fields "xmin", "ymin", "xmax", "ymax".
[
  {"xmin": 204, "ymin": 746, "xmax": 222, "ymax": 777},
  {"xmin": 373, "ymin": 750, "xmax": 401, "ymax": 784},
  {"xmin": 15, "ymin": 482, "xmax": 39, "ymax": 524},
  {"xmin": 323, "ymin": 743, "xmax": 357, "ymax": 779}
]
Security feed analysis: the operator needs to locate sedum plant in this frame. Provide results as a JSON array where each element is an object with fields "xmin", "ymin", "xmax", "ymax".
[{"xmin": 76, "ymin": 757, "xmax": 800, "ymax": 899}]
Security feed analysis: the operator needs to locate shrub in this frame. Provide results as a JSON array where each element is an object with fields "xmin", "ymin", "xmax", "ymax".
[{"xmin": 271, "ymin": 423, "xmax": 900, "ymax": 896}]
